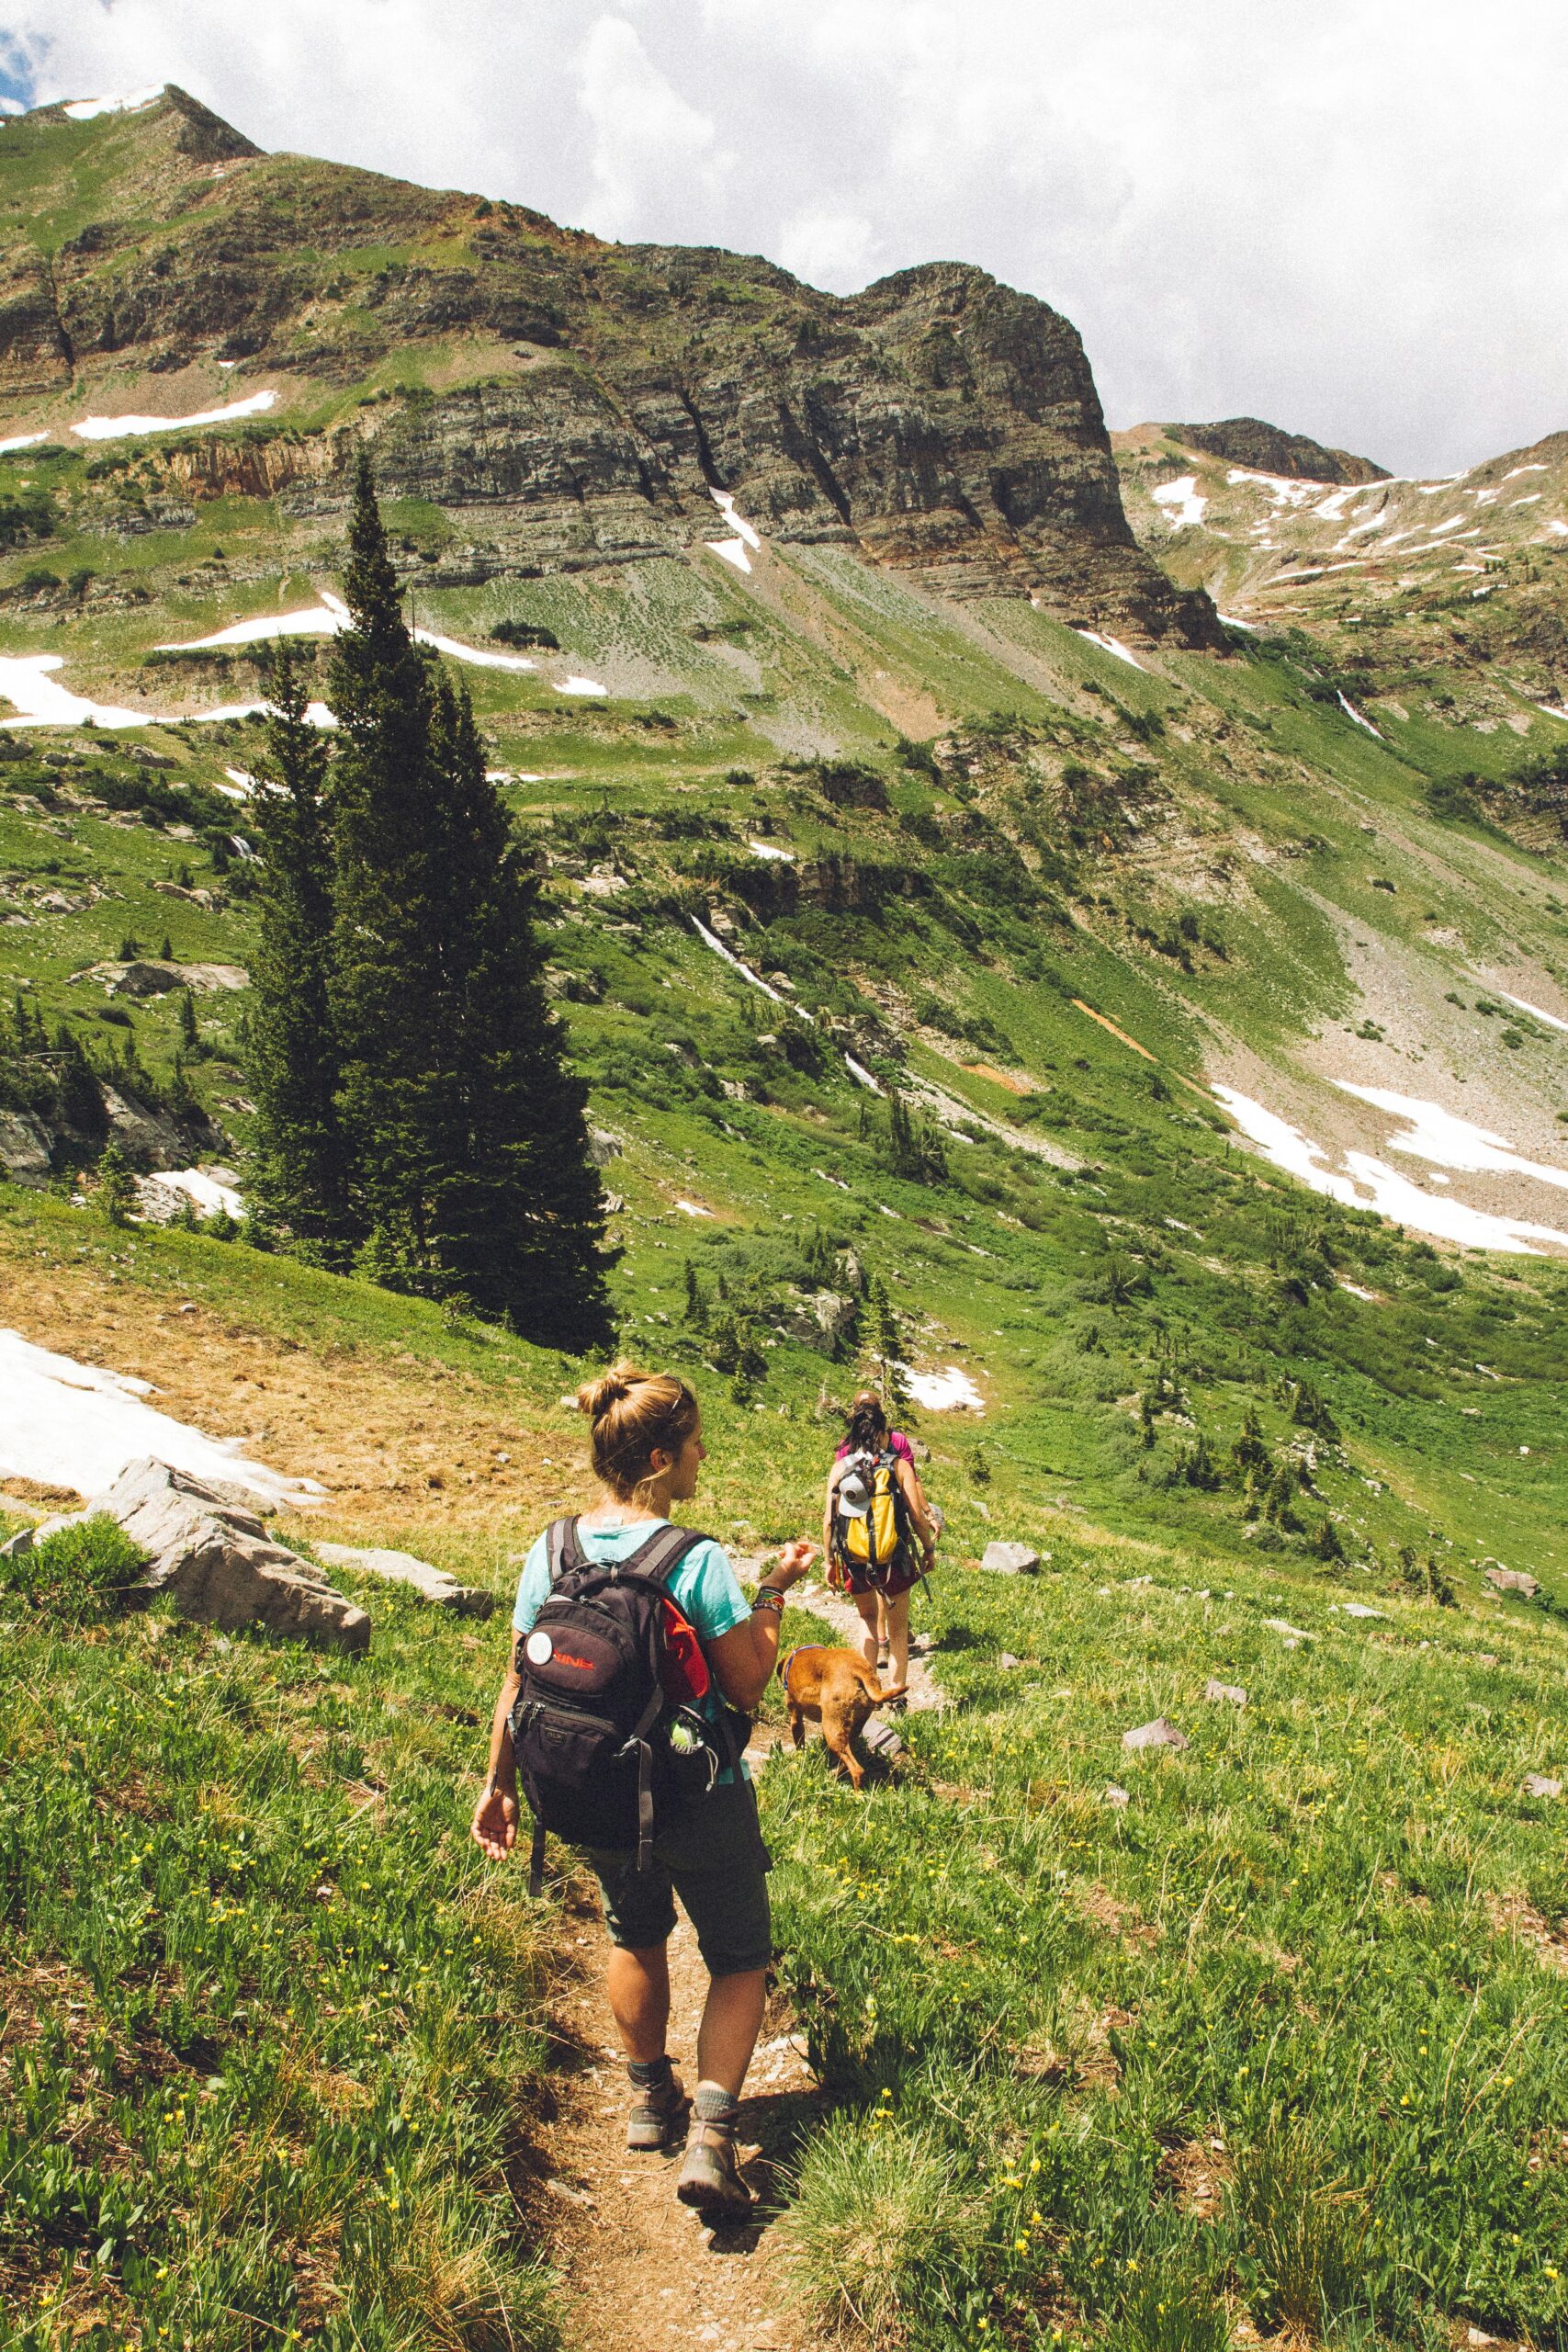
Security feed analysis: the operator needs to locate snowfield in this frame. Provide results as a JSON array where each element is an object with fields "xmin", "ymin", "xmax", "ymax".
[
  {"xmin": 72, "ymin": 390, "xmax": 278, "ymax": 440},
  {"xmin": 1075, "ymin": 629, "xmax": 1147, "ymax": 672},
  {"xmin": 62, "ymin": 85, "xmax": 164, "ymax": 121},
  {"xmin": 0, "ymin": 432, "xmax": 49, "ymax": 454},
  {"xmin": 1213, "ymin": 1085, "xmax": 1568, "ymax": 1255},
  {"xmin": 158, "ymin": 594, "xmax": 540, "ymax": 673},
  {"xmin": 0, "ymin": 1327, "xmax": 321, "ymax": 1504}
]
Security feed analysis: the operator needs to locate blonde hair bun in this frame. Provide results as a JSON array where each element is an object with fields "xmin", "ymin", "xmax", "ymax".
[
  {"xmin": 578, "ymin": 1360, "xmax": 639, "ymax": 1419},
  {"xmin": 579, "ymin": 1362, "xmax": 701, "ymax": 1501}
]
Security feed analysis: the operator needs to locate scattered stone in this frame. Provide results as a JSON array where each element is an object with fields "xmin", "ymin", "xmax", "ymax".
[
  {"xmin": 1122, "ymin": 1717, "xmax": 1190, "ymax": 1753},
  {"xmin": 1263, "ymin": 1616, "xmax": 1317, "ymax": 1642},
  {"xmin": 1103, "ymin": 1783, "xmax": 1132, "ymax": 1807},
  {"xmin": 1334, "ymin": 1601, "xmax": 1386, "ymax": 1620},
  {"xmin": 862, "ymin": 1717, "xmax": 905, "ymax": 1763},
  {"xmin": 1122, "ymin": 1575, "xmax": 1153, "ymax": 1590},
  {"xmin": 981, "ymin": 1540, "xmax": 1040, "ymax": 1576},
  {"xmin": 1485, "ymin": 1565, "xmax": 1540, "ymax": 1598},
  {"xmin": 0, "ymin": 1109, "xmax": 52, "ymax": 1186},
  {"xmin": 1205, "ymin": 1679, "xmax": 1247, "ymax": 1706},
  {"xmin": 542, "ymin": 2177, "xmax": 595, "ymax": 2209},
  {"xmin": 0, "ymin": 1527, "xmax": 34, "ymax": 1559},
  {"xmin": 997, "ymin": 1653, "xmax": 1021, "ymax": 1670},
  {"xmin": 315, "ymin": 1542, "xmax": 495, "ymax": 1617},
  {"xmin": 1467, "ymin": 2330, "xmax": 1497, "ymax": 2348},
  {"xmin": 1522, "ymin": 1775, "xmax": 1562, "ymax": 1801},
  {"xmin": 67, "ymin": 1457, "xmax": 368, "ymax": 1652}
]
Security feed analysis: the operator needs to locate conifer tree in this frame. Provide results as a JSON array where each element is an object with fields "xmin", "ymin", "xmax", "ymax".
[
  {"xmin": 245, "ymin": 640, "xmax": 352, "ymax": 1261},
  {"xmin": 324, "ymin": 456, "xmax": 612, "ymax": 1343}
]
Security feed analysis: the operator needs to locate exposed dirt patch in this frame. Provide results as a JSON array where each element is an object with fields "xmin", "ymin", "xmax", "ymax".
[
  {"xmin": 526, "ymin": 1885, "xmax": 828, "ymax": 2352},
  {"xmin": 1074, "ymin": 1882, "xmax": 1161, "ymax": 1950},
  {"xmin": 1485, "ymin": 1888, "xmax": 1568, "ymax": 1974},
  {"xmin": 0, "ymin": 1252, "xmax": 578, "ymax": 1555},
  {"xmin": 1156, "ymin": 2135, "xmax": 1231, "ymax": 2221}
]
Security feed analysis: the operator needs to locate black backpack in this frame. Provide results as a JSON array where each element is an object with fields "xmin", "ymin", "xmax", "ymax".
[{"xmin": 509, "ymin": 1517, "xmax": 749, "ymax": 1895}]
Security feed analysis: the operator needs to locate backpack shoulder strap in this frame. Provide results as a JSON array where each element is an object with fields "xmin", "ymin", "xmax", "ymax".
[
  {"xmin": 619, "ymin": 1522, "xmax": 710, "ymax": 1591},
  {"xmin": 546, "ymin": 1516, "xmax": 584, "ymax": 1584}
]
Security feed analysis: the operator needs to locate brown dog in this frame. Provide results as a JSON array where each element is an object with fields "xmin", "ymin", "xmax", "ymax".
[{"xmin": 781, "ymin": 1645, "xmax": 907, "ymax": 1790}]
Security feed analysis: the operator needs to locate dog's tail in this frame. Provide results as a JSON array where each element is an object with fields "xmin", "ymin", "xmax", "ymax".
[
  {"xmin": 874, "ymin": 1679, "xmax": 909, "ymax": 1705},
  {"xmin": 852, "ymin": 1666, "xmax": 908, "ymax": 1705}
]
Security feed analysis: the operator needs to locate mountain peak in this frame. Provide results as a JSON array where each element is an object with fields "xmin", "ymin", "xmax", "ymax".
[{"xmin": 1167, "ymin": 415, "xmax": 1389, "ymax": 485}]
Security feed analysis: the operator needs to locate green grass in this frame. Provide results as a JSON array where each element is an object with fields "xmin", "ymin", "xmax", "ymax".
[{"xmin": 0, "ymin": 1577, "xmax": 558, "ymax": 2351}]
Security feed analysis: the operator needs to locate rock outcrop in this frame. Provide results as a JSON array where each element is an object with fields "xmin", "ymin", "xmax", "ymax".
[
  {"xmin": 315, "ymin": 1542, "xmax": 495, "ymax": 1616},
  {"xmin": 57, "ymin": 1458, "xmax": 369, "ymax": 1651}
]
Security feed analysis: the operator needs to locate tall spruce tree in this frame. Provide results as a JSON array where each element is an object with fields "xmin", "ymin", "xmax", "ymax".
[
  {"xmin": 325, "ymin": 455, "xmax": 613, "ymax": 1343},
  {"xmin": 244, "ymin": 640, "xmax": 352, "ymax": 1261}
]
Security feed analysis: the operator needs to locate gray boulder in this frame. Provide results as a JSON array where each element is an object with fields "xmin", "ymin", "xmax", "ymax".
[
  {"xmin": 1485, "ymin": 1565, "xmax": 1540, "ymax": 1598},
  {"xmin": 1122, "ymin": 1716, "xmax": 1190, "ymax": 1752},
  {"xmin": 87, "ymin": 1458, "xmax": 369, "ymax": 1652},
  {"xmin": 0, "ymin": 1110, "xmax": 51, "ymax": 1186},
  {"xmin": 1205, "ymin": 1679, "xmax": 1247, "ymax": 1706},
  {"xmin": 981, "ymin": 1540, "xmax": 1040, "ymax": 1576},
  {"xmin": 1522, "ymin": 1774, "xmax": 1562, "ymax": 1800},
  {"xmin": 315, "ymin": 1542, "xmax": 495, "ymax": 1617},
  {"xmin": 1103, "ymin": 1782, "xmax": 1131, "ymax": 1807}
]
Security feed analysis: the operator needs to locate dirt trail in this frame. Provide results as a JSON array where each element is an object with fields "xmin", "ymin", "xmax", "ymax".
[{"xmin": 528, "ymin": 1839, "xmax": 825, "ymax": 2352}]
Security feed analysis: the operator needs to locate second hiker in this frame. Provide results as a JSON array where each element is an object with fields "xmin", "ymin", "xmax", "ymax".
[{"xmin": 822, "ymin": 1388, "xmax": 937, "ymax": 1693}]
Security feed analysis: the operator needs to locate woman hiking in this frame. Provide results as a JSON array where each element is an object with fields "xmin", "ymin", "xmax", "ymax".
[
  {"xmin": 471, "ymin": 1363, "xmax": 814, "ymax": 2218},
  {"xmin": 822, "ymin": 1390, "xmax": 937, "ymax": 1695}
]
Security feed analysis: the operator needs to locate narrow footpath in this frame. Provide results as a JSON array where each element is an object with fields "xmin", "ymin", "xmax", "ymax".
[{"xmin": 527, "ymin": 1860, "xmax": 822, "ymax": 2352}]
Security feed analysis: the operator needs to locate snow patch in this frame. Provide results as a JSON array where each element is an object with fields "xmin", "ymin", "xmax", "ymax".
[
  {"xmin": 0, "ymin": 1327, "xmax": 321, "ymax": 1506},
  {"xmin": 1505, "ymin": 464, "xmax": 1549, "ymax": 480},
  {"xmin": 1337, "ymin": 691, "xmax": 1382, "ymax": 737},
  {"xmin": 709, "ymin": 489, "xmax": 761, "ymax": 549},
  {"xmin": 1534, "ymin": 704, "xmax": 1568, "ymax": 724},
  {"xmin": 706, "ymin": 538, "xmax": 752, "ymax": 573},
  {"xmin": 1214, "ymin": 1085, "xmax": 1568, "ymax": 1255},
  {"xmin": 1151, "ymin": 475, "xmax": 1206, "ymax": 529},
  {"xmin": 902, "ymin": 1364, "xmax": 985, "ymax": 1412},
  {"xmin": 62, "ymin": 85, "xmax": 164, "ymax": 121},
  {"xmin": 0, "ymin": 432, "xmax": 49, "ymax": 454},
  {"xmin": 72, "ymin": 390, "xmax": 278, "ymax": 440},
  {"xmin": 138, "ymin": 1167, "xmax": 244, "ymax": 1221},
  {"xmin": 1075, "ymin": 629, "xmax": 1147, "ymax": 672},
  {"xmin": 844, "ymin": 1054, "xmax": 885, "ymax": 1096},
  {"xmin": 1510, "ymin": 494, "xmax": 1542, "ymax": 508},
  {"xmin": 556, "ymin": 675, "xmax": 608, "ymax": 697},
  {"xmin": 1216, "ymin": 611, "xmax": 1258, "ymax": 631},
  {"xmin": 748, "ymin": 839, "xmax": 795, "ymax": 861},
  {"xmin": 156, "ymin": 597, "xmax": 538, "ymax": 673},
  {"xmin": 1225, "ymin": 468, "xmax": 1323, "ymax": 506},
  {"xmin": 673, "ymin": 1199, "xmax": 716, "ymax": 1218},
  {"xmin": 692, "ymin": 917, "xmax": 787, "ymax": 1005}
]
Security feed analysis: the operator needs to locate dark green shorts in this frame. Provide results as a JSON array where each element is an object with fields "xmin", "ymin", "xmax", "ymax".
[{"xmin": 583, "ymin": 1777, "xmax": 773, "ymax": 1977}]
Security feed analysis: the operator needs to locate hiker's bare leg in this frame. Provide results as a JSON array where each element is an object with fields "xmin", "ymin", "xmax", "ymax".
[
  {"xmin": 876, "ymin": 1592, "xmax": 890, "ymax": 1656},
  {"xmin": 886, "ymin": 1589, "xmax": 911, "ymax": 1689},
  {"xmin": 695, "ymin": 1965, "xmax": 767, "ymax": 2098},
  {"xmin": 852, "ymin": 1590, "xmax": 879, "ymax": 1670},
  {"xmin": 607, "ymin": 1942, "xmax": 671, "ymax": 2064}
]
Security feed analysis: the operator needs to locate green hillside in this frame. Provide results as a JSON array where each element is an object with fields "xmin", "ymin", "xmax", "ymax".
[{"xmin": 2, "ymin": 81, "xmax": 1568, "ymax": 2352}]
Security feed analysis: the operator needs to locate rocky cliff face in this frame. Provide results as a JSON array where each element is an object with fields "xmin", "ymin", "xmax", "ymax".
[{"xmin": 0, "ymin": 87, "xmax": 1219, "ymax": 645}]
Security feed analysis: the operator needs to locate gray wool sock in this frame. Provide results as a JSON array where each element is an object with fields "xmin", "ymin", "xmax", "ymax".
[
  {"xmin": 694, "ymin": 2084, "xmax": 739, "ymax": 2127},
  {"xmin": 628, "ymin": 2055, "xmax": 674, "ymax": 2089}
]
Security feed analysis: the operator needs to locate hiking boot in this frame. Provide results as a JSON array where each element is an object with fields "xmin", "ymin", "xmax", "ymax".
[
  {"xmin": 676, "ymin": 2090, "xmax": 751, "ymax": 2217},
  {"xmin": 626, "ymin": 2060, "xmax": 688, "ymax": 2153}
]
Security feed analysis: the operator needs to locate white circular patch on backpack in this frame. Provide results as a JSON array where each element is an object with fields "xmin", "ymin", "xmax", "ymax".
[{"xmin": 525, "ymin": 1630, "xmax": 554, "ymax": 1666}]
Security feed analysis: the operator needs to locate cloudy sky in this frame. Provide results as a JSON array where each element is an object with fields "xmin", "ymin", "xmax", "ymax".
[{"xmin": 6, "ymin": 1, "xmax": 1563, "ymax": 475}]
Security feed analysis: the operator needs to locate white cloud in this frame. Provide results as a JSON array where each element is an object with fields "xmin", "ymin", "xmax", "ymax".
[
  {"xmin": 8, "ymin": 0, "xmax": 1567, "ymax": 475},
  {"xmin": 774, "ymin": 205, "xmax": 879, "ymax": 291},
  {"xmin": 576, "ymin": 15, "xmax": 733, "ymax": 239}
]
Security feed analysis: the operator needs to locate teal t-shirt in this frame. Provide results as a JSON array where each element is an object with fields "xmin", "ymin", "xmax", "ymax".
[{"xmin": 512, "ymin": 1519, "xmax": 754, "ymax": 1782}]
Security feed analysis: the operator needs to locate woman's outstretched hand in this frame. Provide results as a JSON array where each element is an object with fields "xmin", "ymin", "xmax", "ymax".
[
  {"xmin": 773, "ymin": 1540, "xmax": 818, "ymax": 1582},
  {"xmin": 470, "ymin": 1784, "xmax": 519, "ymax": 1860}
]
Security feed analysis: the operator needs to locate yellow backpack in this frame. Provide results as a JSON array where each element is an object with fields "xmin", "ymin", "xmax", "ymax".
[{"xmin": 834, "ymin": 1448, "xmax": 911, "ymax": 1584}]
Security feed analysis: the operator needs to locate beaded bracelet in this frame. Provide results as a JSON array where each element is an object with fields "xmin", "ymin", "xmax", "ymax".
[{"xmin": 751, "ymin": 1587, "xmax": 787, "ymax": 1616}]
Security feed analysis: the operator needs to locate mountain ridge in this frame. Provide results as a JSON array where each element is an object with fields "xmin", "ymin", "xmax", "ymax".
[{"xmin": 0, "ymin": 86, "xmax": 1220, "ymax": 645}]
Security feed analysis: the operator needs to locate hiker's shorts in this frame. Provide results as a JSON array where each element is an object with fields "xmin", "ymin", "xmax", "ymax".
[{"xmin": 582, "ymin": 1777, "xmax": 772, "ymax": 1977}]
